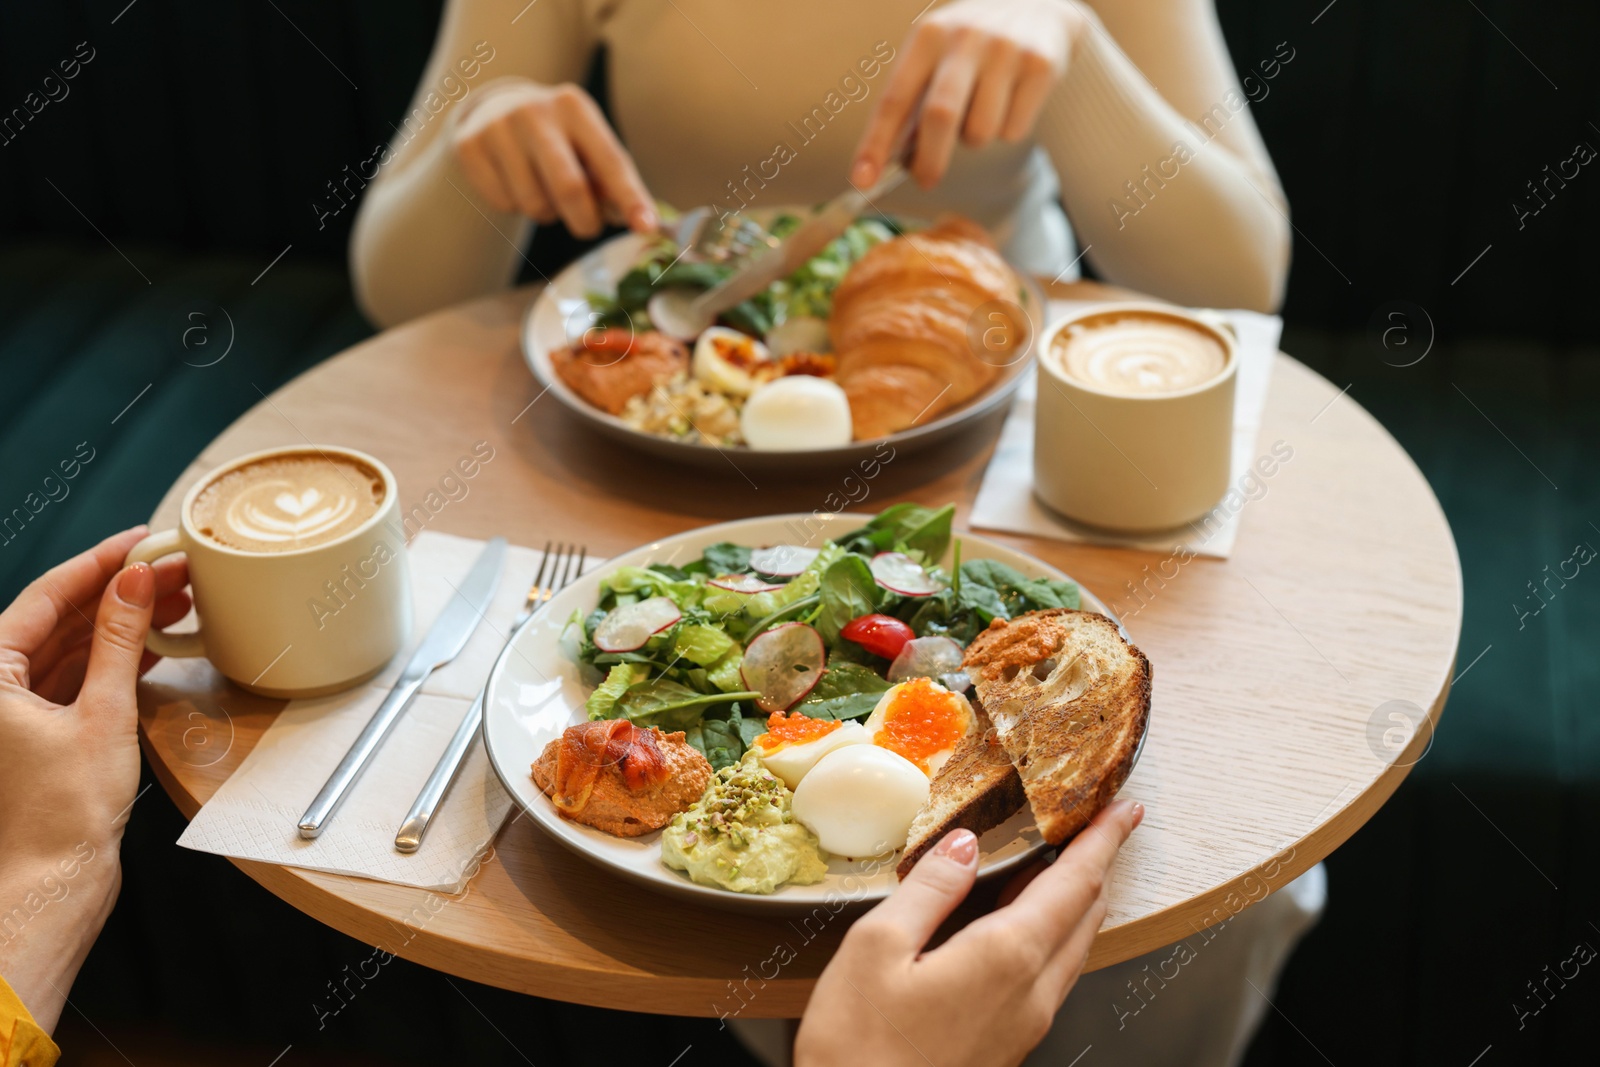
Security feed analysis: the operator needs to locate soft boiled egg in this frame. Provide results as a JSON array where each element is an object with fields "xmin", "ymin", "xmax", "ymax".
[
  {"xmin": 754, "ymin": 717, "xmax": 870, "ymax": 791},
  {"xmin": 693, "ymin": 326, "xmax": 770, "ymax": 397},
  {"xmin": 864, "ymin": 677, "xmax": 976, "ymax": 778},
  {"xmin": 792, "ymin": 744, "xmax": 930, "ymax": 857},
  {"xmin": 740, "ymin": 376, "xmax": 852, "ymax": 451}
]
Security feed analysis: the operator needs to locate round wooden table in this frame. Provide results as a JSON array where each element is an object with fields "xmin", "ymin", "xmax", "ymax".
[{"xmin": 136, "ymin": 280, "xmax": 1462, "ymax": 1017}]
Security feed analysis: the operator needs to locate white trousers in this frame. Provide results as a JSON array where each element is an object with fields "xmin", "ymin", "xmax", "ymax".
[{"xmin": 730, "ymin": 863, "xmax": 1327, "ymax": 1067}]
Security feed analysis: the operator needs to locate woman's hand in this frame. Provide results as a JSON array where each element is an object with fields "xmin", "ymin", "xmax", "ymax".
[
  {"xmin": 451, "ymin": 78, "xmax": 657, "ymax": 239},
  {"xmin": 0, "ymin": 527, "xmax": 188, "ymax": 1032},
  {"xmin": 852, "ymin": 0, "xmax": 1091, "ymax": 190},
  {"xmin": 795, "ymin": 799, "xmax": 1142, "ymax": 1067}
]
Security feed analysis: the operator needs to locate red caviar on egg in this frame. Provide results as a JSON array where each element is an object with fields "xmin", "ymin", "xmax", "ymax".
[{"xmin": 866, "ymin": 677, "xmax": 975, "ymax": 775}]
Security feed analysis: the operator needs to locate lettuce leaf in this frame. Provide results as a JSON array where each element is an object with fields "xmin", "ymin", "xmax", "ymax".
[
  {"xmin": 742, "ymin": 541, "xmax": 845, "ymax": 620},
  {"xmin": 706, "ymin": 647, "xmax": 746, "ymax": 692},
  {"xmin": 584, "ymin": 663, "xmax": 645, "ymax": 719},
  {"xmin": 599, "ymin": 565, "xmax": 704, "ymax": 610},
  {"xmin": 672, "ymin": 623, "xmax": 735, "ymax": 666}
]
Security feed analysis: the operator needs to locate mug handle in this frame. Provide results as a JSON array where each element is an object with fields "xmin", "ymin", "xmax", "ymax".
[{"xmin": 125, "ymin": 529, "xmax": 205, "ymax": 659}]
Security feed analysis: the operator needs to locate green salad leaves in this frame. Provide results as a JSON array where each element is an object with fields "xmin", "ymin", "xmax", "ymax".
[
  {"xmin": 584, "ymin": 215, "xmax": 897, "ymax": 338},
  {"xmin": 571, "ymin": 502, "xmax": 1078, "ymax": 769}
]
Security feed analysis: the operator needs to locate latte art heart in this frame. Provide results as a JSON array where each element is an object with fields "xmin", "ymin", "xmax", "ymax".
[
  {"xmin": 1049, "ymin": 313, "xmax": 1228, "ymax": 396},
  {"xmin": 233, "ymin": 483, "xmax": 357, "ymax": 543},
  {"xmin": 191, "ymin": 452, "xmax": 385, "ymax": 553},
  {"xmin": 274, "ymin": 488, "xmax": 322, "ymax": 517}
]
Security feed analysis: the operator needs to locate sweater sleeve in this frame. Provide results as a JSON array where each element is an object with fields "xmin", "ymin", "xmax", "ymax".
[
  {"xmin": 0, "ymin": 976, "xmax": 58, "ymax": 1067},
  {"xmin": 349, "ymin": 0, "xmax": 598, "ymax": 328},
  {"xmin": 1036, "ymin": 0, "xmax": 1292, "ymax": 312}
]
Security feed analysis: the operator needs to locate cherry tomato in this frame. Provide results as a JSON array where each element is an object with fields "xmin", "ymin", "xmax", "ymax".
[{"xmin": 840, "ymin": 613, "xmax": 915, "ymax": 660}]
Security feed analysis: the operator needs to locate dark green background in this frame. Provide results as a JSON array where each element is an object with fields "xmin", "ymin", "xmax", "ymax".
[{"xmin": 1, "ymin": 1, "xmax": 1595, "ymax": 1064}]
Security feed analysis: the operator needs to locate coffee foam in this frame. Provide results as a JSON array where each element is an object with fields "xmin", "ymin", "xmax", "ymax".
[
  {"xmin": 1048, "ymin": 312, "xmax": 1228, "ymax": 396},
  {"xmin": 191, "ymin": 452, "xmax": 385, "ymax": 553}
]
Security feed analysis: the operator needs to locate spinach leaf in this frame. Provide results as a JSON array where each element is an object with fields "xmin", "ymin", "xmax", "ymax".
[
  {"xmin": 958, "ymin": 560, "xmax": 1080, "ymax": 621},
  {"xmin": 795, "ymin": 692, "xmax": 883, "ymax": 720},
  {"xmin": 614, "ymin": 679, "xmax": 760, "ymax": 731},
  {"xmin": 615, "ymin": 265, "xmax": 659, "ymax": 311},
  {"xmin": 700, "ymin": 541, "xmax": 752, "ymax": 575},
  {"xmin": 720, "ymin": 301, "xmax": 775, "ymax": 338},
  {"xmin": 737, "ymin": 711, "xmax": 769, "ymax": 750},
  {"xmin": 698, "ymin": 705, "xmax": 746, "ymax": 771},
  {"xmin": 816, "ymin": 555, "xmax": 882, "ymax": 644},
  {"xmin": 593, "ymin": 651, "xmax": 680, "ymax": 673},
  {"xmin": 658, "ymin": 260, "xmax": 732, "ymax": 291},
  {"xmin": 837, "ymin": 503, "xmax": 955, "ymax": 562},
  {"xmin": 794, "ymin": 662, "xmax": 893, "ymax": 721},
  {"xmin": 807, "ymin": 662, "xmax": 893, "ymax": 702}
]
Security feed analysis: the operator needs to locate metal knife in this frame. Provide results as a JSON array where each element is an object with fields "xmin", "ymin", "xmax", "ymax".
[{"xmin": 297, "ymin": 537, "xmax": 508, "ymax": 839}]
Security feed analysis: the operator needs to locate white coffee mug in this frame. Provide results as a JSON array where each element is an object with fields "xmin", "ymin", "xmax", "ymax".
[
  {"xmin": 126, "ymin": 445, "xmax": 413, "ymax": 698},
  {"xmin": 1033, "ymin": 303, "xmax": 1237, "ymax": 532}
]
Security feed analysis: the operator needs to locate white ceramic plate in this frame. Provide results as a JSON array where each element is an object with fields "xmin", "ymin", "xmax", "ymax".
[
  {"xmin": 520, "ymin": 212, "xmax": 1044, "ymax": 471},
  {"xmin": 481, "ymin": 512, "xmax": 1120, "ymax": 912}
]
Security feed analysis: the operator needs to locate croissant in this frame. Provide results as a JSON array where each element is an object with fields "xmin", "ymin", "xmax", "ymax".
[{"xmin": 829, "ymin": 217, "xmax": 1022, "ymax": 440}]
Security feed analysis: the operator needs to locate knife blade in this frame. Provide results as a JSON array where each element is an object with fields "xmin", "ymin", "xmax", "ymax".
[{"xmin": 297, "ymin": 537, "xmax": 508, "ymax": 839}]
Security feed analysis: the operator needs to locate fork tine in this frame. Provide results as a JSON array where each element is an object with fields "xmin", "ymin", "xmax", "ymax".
[
  {"xmin": 556, "ymin": 543, "xmax": 581, "ymax": 594},
  {"xmin": 528, "ymin": 540, "xmax": 554, "ymax": 604},
  {"xmin": 566, "ymin": 545, "xmax": 587, "ymax": 591}
]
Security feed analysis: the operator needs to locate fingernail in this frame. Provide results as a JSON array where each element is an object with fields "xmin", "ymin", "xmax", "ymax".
[
  {"xmin": 117, "ymin": 562, "xmax": 154, "ymax": 608},
  {"xmin": 634, "ymin": 204, "xmax": 658, "ymax": 232},
  {"xmin": 934, "ymin": 829, "xmax": 978, "ymax": 866},
  {"xmin": 851, "ymin": 159, "xmax": 876, "ymax": 189},
  {"xmin": 1131, "ymin": 802, "xmax": 1145, "ymax": 828}
]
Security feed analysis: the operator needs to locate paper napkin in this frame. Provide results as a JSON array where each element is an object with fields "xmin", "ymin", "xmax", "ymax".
[
  {"xmin": 172, "ymin": 532, "xmax": 600, "ymax": 892},
  {"xmin": 970, "ymin": 305, "xmax": 1283, "ymax": 560}
]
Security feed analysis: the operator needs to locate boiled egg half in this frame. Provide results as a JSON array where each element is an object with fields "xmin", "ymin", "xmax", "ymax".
[
  {"xmin": 864, "ymin": 677, "xmax": 976, "ymax": 778},
  {"xmin": 753, "ymin": 715, "xmax": 869, "ymax": 791},
  {"xmin": 692, "ymin": 326, "xmax": 770, "ymax": 397},
  {"xmin": 792, "ymin": 744, "xmax": 930, "ymax": 857},
  {"xmin": 740, "ymin": 375, "xmax": 852, "ymax": 451}
]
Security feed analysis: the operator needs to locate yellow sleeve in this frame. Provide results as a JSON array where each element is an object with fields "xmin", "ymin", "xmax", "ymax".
[{"xmin": 0, "ymin": 977, "xmax": 58, "ymax": 1067}]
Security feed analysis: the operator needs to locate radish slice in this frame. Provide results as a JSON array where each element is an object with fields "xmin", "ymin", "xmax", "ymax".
[
  {"xmin": 938, "ymin": 670, "xmax": 972, "ymax": 694},
  {"xmin": 869, "ymin": 552, "xmax": 940, "ymax": 597},
  {"xmin": 888, "ymin": 636, "xmax": 966, "ymax": 683},
  {"xmin": 740, "ymin": 622, "xmax": 826, "ymax": 712},
  {"xmin": 707, "ymin": 573, "xmax": 785, "ymax": 594},
  {"xmin": 750, "ymin": 545, "xmax": 819, "ymax": 576},
  {"xmin": 593, "ymin": 596, "xmax": 682, "ymax": 652}
]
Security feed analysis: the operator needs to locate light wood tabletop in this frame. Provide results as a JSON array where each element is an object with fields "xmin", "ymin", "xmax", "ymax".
[{"xmin": 136, "ymin": 279, "xmax": 1462, "ymax": 1018}]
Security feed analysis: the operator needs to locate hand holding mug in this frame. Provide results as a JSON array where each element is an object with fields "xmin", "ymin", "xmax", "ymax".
[{"xmin": 0, "ymin": 528, "xmax": 186, "ymax": 1032}]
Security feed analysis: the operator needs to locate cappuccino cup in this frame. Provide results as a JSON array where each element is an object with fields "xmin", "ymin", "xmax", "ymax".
[
  {"xmin": 126, "ymin": 445, "xmax": 413, "ymax": 698},
  {"xmin": 1034, "ymin": 303, "xmax": 1237, "ymax": 532}
]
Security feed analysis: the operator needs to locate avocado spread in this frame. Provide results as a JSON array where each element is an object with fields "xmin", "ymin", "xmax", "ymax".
[{"xmin": 661, "ymin": 751, "xmax": 828, "ymax": 894}]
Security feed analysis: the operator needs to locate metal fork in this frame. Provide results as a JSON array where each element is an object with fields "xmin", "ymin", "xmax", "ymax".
[
  {"xmin": 394, "ymin": 541, "xmax": 587, "ymax": 853},
  {"xmin": 660, "ymin": 206, "xmax": 781, "ymax": 264}
]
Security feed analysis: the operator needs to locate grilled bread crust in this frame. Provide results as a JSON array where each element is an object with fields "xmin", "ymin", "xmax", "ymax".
[
  {"xmin": 962, "ymin": 609, "xmax": 1150, "ymax": 846},
  {"xmin": 895, "ymin": 698, "xmax": 1026, "ymax": 878}
]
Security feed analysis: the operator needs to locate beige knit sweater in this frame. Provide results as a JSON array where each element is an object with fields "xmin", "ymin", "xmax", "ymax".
[{"xmin": 350, "ymin": 0, "xmax": 1291, "ymax": 327}]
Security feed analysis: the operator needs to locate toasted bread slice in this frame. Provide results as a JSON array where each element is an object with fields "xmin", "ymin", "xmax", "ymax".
[
  {"xmin": 896, "ymin": 697, "xmax": 1026, "ymax": 878},
  {"xmin": 962, "ymin": 609, "xmax": 1150, "ymax": 846}
]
